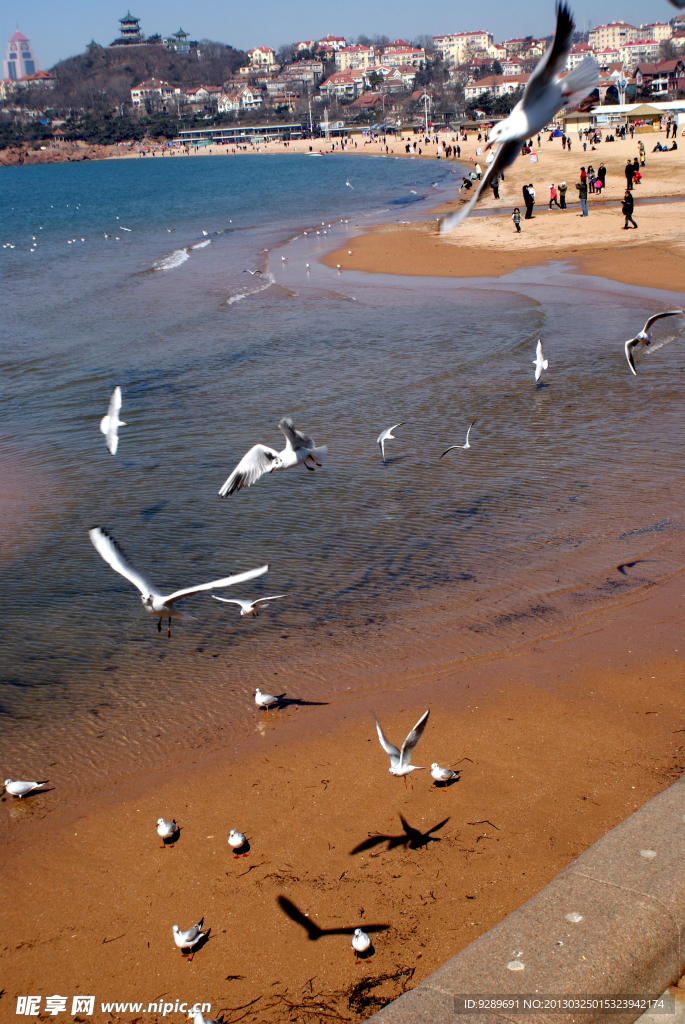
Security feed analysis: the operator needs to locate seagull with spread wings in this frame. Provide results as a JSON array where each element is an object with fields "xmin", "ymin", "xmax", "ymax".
[
  {"xmin": 440, "ymin": 422, "xmax": 475, "ymax": 459},
  {"xmin": 441, "ymin": 3, "xmax": 598, "ymax": 232},
  {"xmin": 89, "ymin": 527, "xmax": 268, "ymax": 636},
  {"xmin": 377, "ymin": 422, "xmax": 404, "ymax": 462},
  {"xmin": 373, "ymin": 710, "xmax": 430, "ymax": 787},
  {"xmin": 624, "ymin": 310, "xmax": 684, "ymax": 375},
  {"xmin": 213, "ymin": 594, "xmax": 286, "ymax": 617},
  {"xmin": 218, "ymin": 418, "xmax": 327, "ymax": 497},
  {"xmin": 99, "ymin": 386, "xmax": 127, "ymax": 455}
]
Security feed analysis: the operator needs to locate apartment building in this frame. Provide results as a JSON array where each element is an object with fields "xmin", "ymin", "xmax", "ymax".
[
  {"xmin": 334, "ymin": 45, "xmax": 375, "ymax": 70},
  {"xmin": 432, "ymin": 30, "xmax": 494, "ymax": 67},
  {"xmin": 588, "ymin": 22, "xmax": 637, "ymax": 51}
]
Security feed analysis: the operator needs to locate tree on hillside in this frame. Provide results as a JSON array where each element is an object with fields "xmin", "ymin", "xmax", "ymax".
[
  {"xmin": 659, "ymin": 39, "xmax": 678, "ymax": 61},
  {"xmin": 367, "ymin": 70, "xmax": 384, "ymax": 90}
]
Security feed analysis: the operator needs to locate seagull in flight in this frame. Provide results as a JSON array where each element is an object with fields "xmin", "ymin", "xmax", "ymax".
[
  {"xmin": 213, "ymin": 594, "xmax": 285, "ymax": 617},
  {"xmin": 440, "ymin": 422, "xmax": 475, "ymax": 458},
  {"xmin": 373, "ymin": 710, "xmax": 430, "ymax": 787},
  {"xmin": 377, "ymin": 422, "xmax": 404, "ymax": 462},
  {"xmin": 441, "ymin": 3, "xmax": 598, "ymax": 231},
  {"xmin": 346, "ymin": 178, "xmax": 354, "ymax": 188},
  {"xmin": 533, "ymin": 340, "xmax": 549, "ymax": 381},
  {"xmin": 255, "ymin": 688, "xmax": 286, "ymax": 711},
  {"xmin": 4, "ymin": 778, "xmax": 49, "ymax": 798},
  {"xmin": 243, "ymin": 269, "xmax": 261, "ymax": 276},
  {"xmin": 624, "ymin": 310, "xmax": 683, "ymax": 375},
  {"xmin": 88, "ymin": 526, "xmax": 268, "ymax": 636},
  {"xmin": 172, "ymin": 919, "xmax": 204, "ymax": 959},
  {"xmin": 218, "ymin": 418, "xmax": 327, "ymax": 497},
  {"xmin": 99, "ymin": 386, "xmax": 127, "ymax": 455}
]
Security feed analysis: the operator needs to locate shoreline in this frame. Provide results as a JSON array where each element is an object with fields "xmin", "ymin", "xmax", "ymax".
[{"xmin": 3, "ymin": 565, "xmax": 685, "ymax": 1016}]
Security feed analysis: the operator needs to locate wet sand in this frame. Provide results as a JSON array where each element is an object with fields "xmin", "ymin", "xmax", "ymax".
[{"xmin": 3, "ymin": 570, "xmax": 685, "ymax": 1019}]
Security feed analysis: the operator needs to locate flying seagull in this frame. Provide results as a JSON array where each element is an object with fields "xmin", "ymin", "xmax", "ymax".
[
  {"xmin": 4, "ymin": 778, "xmax": 49, "ymax": 798},
  {"xmin": 373, "ymin": 710, "xmax": 430, "ymax": 787},
  {"xmin": 377, "ymin": 422, "xmax": 404, "ymax": 462},
  {"xmin": 255, "ymin": 688, "xmax": 286, "ymax": 711},
  {"xmin": 346, "ymin": 178, "xmax": 354, "ymax": 188},
  {"xmin": 88, "ymin": 526, "xmax": 268, "ymax": 636},
  {"xmin": 441, "ymin": 3, "xmax": 598, "ymax": 231},
  {"xmin": 533, "ymin": 339, "xmax": 549, "ymax": 381},
  {"xmin": 213, "ymin": 594, "xmax": 286, "ymax": 617},
  {"xmin": 172, "ymin": 919, "xmax": 204, "ymax": 959},
  {"xmin": 624, "ymin": 310, "xmax": 683, "ymax": 375},
  {"xmin": 100, "ymin": 386, "xmax": 127, "ymax": 455},
  {"xmin": 218, "ymin": 418, "xmax": 327, "ymax": 497},
  {"xmin": 157, "ymin": 818, "xmax": 177, "ymax": 846},
  {"xmin": 440, "ymin": 422, "xmax": 475, "ymax": 458}
]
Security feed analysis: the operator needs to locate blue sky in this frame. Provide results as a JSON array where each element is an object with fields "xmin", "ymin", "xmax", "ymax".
[{"xmin": 2, "ymin": 0, "xmax": 676, "ymax": 70}]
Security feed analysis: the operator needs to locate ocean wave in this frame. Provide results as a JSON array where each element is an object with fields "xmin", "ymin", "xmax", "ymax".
[
  {"xmin": 192, "ymin": 239, "xmax": 211, "ymax": 250},
  {"xmin": 152, "ymin": 248, "xmax": 190, "ymax": 271},
  {"xmin": 225, "ymin": 272, "xmax": 275, "ymax": 305}
]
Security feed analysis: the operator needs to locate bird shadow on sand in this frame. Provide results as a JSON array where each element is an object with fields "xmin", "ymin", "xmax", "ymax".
[
  {"xmin": 349, "ymin": 813, "xmax": 450, "ymax": 855},
  {"xmin": 616, "ymin": 559, "xmax": 652, "ymax": 575},
  {"xmin": 180, "ymin": 928, "xmax": 211, "ymax": 960},
  {"xmin": 231, "ymin": 838, "xmax": 251, "ymax": 858},
  {"xmin": 432, "ymin": 772, "xmax": 461, "ymax": 790},
  {"xmin": 277, "ymin": 897, "xmax": 388, "ymax": 942},
  {"xmin": 535, "ymin": 380, "xmax": 551, "ymax": 391},
  {"xmin": 2, "ymin": 786, "xmax": 55, "ymax": 801},
  {"xmin": 162, "ymin": 825, "xmax": 182, "ymax": 848},
  {"xmin": 275, "ymin": 698, "xmax": 330, "ymax": 709}
]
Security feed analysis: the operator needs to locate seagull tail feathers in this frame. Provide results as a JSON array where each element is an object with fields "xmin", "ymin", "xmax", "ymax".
[
  {"xmin": 560, "ymin": 57, "xmax": 599, "ymax": 107},
  {"xmin": 306, "ymin": 445, "xmax": 327, "ymax": 467}
]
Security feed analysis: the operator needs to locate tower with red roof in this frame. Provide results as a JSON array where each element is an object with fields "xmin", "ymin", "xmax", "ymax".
[{"xmin": 4, "ymin": 30, "xmax": 39, "ymax": 80}]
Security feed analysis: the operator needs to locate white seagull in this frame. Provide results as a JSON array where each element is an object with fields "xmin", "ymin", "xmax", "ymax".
[
  {"xmin": 255, "ymin": 688, "xmax": 286, "ymax": 711},
  {"xmin": 228, "ymin": 829, "xmax": 247, "ymax": 853},
  {"xmin": 172, "ymin": 919, "xmax": 205, "ymax": 959},
  {"xmin": 187, "ymin": 1013, "xmax": 221, "ymax": 1024},
  {"xmin": 346, "ymin": 178, "xmax": 354, "ymax": 188},
  {"xmin": 243, "ymin": 269, "xmax": 261, "ymax": 276},
  {"xmin": 430, "ymin": 763, "xmax": 459, "ymax": 788},
  {"xmin": 373, "ymin": 710, "xmax": 430, "ymax": 787},
  {"xmin": 440, "ymin": 422, "xmax": 475, "ymax": 458},
  {"xmin": 99, "ymin": 386, "xmax": 127, "ymax": 455},
  {"xmin": 533, "ymin": 340, "xmax": 549, "ymax": 381},
  {"xmin": 213, "ymin": 594, "xmax": 286, "ymax": 617},
  {"xmin": 441, "ymin": 3, "xmax": 598, "ymax": 231},
  {"xmin": 4, "ymin": 778, "xmax": 49, "ymax": 798},
  {"xmin": 352, "ymin": 928, "xmax": 371, "ymax": 962},
  {"xmin": 218, "ymin": 418, "xmax": 327, "ymax": 497},
  {"xmin": 88, "ymin": 526, "xmax": 268, "ymax": 636},
  {"xmin": 157, "ymin": 818, "xmax": 177, "ymax": 846},
  {"xmin": 377, "ymin": 422, "xmax": 404, "ymax": 462},
  {"xmin": 624, "ymin": 310, "xmax": 684, "ymax": 375}
]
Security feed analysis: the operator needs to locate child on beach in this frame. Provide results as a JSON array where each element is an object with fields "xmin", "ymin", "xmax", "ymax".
[
  {"xmin": 549, "ymin": 184, "xmax": 561, "ymax": 209},
  {"xmin": 512, "ymin": 208, "xmax": 522, "ymax": 232}
]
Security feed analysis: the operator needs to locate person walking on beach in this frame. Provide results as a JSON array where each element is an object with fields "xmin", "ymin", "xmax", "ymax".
[
  {"xmin": 597, "ymin": 163, "xmax": 606, "ymax": 189},
  {"xmin": 632, "ymin": 157, "xmax": 640, "ymax": 183},
  {"xmin": 490, "ymin": 176, "xmax": 500, "ymax": 200},
  {"xmin": 625, "ymin": 159, "xmax": 635, "ymax": 190},
  {"xmin": 512, "ymin": 207, "xmax": 522, "ymax": 232},
  {"xmin": 549, "ymin": 183, "xmax": 561, "ymax": 209},
  {"xmin": 622, "ymin": 189, "xmax": 637, "ymax": 229},
  {"xmin": 639, "ymin": 141, "xmax": 645, "ymax": 166},
  {"xmin": 575, "ymin": 177, "xmax": 588, "ymax": 216},
  {"xmin": 558, "ymin": 181, "xmax": 567, "ymax": 209},
  {"xmin": 522, "ymin": 185, "xmax": 533, "ymax": 218}
]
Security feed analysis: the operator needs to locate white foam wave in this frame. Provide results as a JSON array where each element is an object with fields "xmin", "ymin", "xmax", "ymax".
[
  {"xmin": 153, "ymin": 248, "xmax": 190, "ymax": 271},
  {"xmin": 225, "ymin": 272, "xmax": 275, "ymax": 306},
  {"xmin": 192, "ymin": 239, "xmax": 211, "ymax": 249}
]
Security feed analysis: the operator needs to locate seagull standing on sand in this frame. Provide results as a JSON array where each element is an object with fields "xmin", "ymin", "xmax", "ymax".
[
  {"xmin": 255, "ymin": 688, "xmax": 286, "ymax": 711},
  {"xmin": 373, "ymin": 710, "xmax": 430, "ymax": 787},
  {"xmin": 4, "ymin": 779, "xmax": 49, "ymax": 798},
  {"xmin": 377, "ymin": 422, "xmax": 404, "ymax": 462},
  {"xmin": 99, "ymin": 386, "xmax": 127, "ymax": 455},
  {"xmin": 440, "ymin": 422, "xmax": 475, "ymax": 458},
  {"xmin": 218, "ymin": 418, "xmax": 327, "ymax": 497},
  {"xmin": 430, "ymin": 763, "xmax": 459, "ymax": 788},
  {"xmin": 172, "ymin": 920, "xmax": 204, "ymax": 959},
  {"xmin": 624, "ymin": 310, "xmax": 684, "ymax": 375},
  {"xmin": 441, "ymin": 3, "xmax": 598, "ymax": 231},
  {"xmin": 228, "ymin": 829, "xmax": 247, "ymax": 855},
  {"xmin": 352, "ymin": 928, "xmax": 371, "ymax": 962},
  {"xmin": 157, "ymin": 818, "xmax": 177, "ymax": 846},
  {"xmin": 213, "ymin": 594, "xmax": 286, "ymax": 617},
  {"xmin": 88, "ymin": 527, "xmax": 268, "ymax": 636},
  {"xmin": 533, "ymin": 340, "xmax": 549, "ymax": 381}
]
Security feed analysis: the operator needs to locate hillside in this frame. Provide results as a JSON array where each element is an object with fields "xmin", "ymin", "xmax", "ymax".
[{"xmin": 48, "ymin": 41, "xmax": 246, "ymax": 115}]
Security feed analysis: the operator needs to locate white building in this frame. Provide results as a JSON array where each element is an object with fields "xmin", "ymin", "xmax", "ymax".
[
  {"xmin": 433, "ymin": 30, "xmax": 494, "ymax": 67},
  {"xmin": 464, "ymin": 73, "xmax": 529, "ymax": 99},
  {"xmin": 618, "ymin": 38, "xmax": 661, "ymax": 66},
  {"xmin": 588, "ymin": 22, "xmax": 637, "ymax": 51}
]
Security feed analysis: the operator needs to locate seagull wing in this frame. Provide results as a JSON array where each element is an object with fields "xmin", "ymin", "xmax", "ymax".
[
  {"xmin": 522, "ymin": 2, "xmax": 575, "ymax": 107},
  {"xmin": 182, "ymin": 919, "xmax": 204, "ymax": 943},
  {"xmin": 212, "ymin": 597, "xmax": 249, "ymax": 610},
  {"xmin": 252, "ymin": 594, "xmax": 286, "ymax": 606},
  {"xmin": 108, "ymin": 386, "xmax": 122, "ymax": 420},
  {"xmin": 440, "ymin": 139, "xmax": 519, "ymax": 232},
  {"xmin": 165, "ymin": 564, "xmax": 268, "ymax": 604},
  {"xmin": 643, "ymin": 310, "xmax": 683, "ymax": 333},
  {"xmin": 373, "ymin": 716, "xmax": 401, "ymax": 768},
  {"xmin": 399, "ymin": 709, "xmax": 430, "ymax": 769},
  {"xmin": 439, "ymin": 445, "xmax": 461, "ymax": 459},
  {"xmin": 89, "ymin": 527, "xmax": 160, "ymax": 598},
  {"xmin": 465, "ymin": 422, "xmax": 475, "ymax": 443},
  {"xmin": 624, "ymin": 338, "xmax": 638, "ymax": 375},
  {"xmin": 279, "ymin": 417, "xmax": 315, "ymax": 451},
  {"xmin": 218, "ymin": 445, "xmax": 280, "ymax": 497}
]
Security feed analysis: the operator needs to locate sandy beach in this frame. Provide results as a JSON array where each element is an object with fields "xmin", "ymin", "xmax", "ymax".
[{"xmin": 3, "ymin": 126, "xmax": 685, "ymax": 1022}]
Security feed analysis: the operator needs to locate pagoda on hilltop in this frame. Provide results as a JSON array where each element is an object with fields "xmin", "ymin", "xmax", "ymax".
[{"xmin": 112, "ymin": 12, "xmax": 143, "ymax": 45}]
